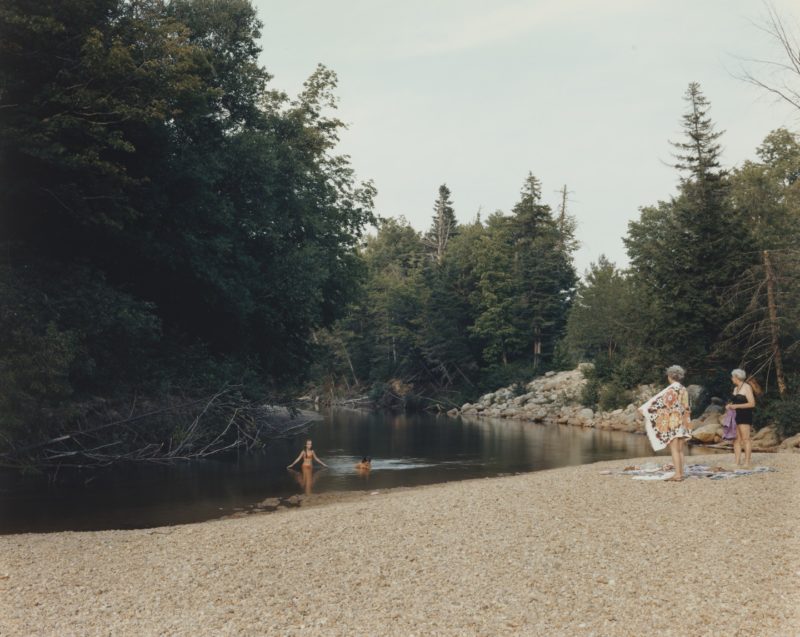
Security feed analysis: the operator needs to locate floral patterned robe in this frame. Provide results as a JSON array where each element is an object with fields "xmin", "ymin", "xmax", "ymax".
[{"xmin": 640, "ymin": 382, "xmax": 692, "ymax": 451}]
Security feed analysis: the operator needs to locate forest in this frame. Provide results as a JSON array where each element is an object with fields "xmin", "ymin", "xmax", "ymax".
[{"xmin": 1, "ymin": 0, "xmax": 798, "ymax": 470}]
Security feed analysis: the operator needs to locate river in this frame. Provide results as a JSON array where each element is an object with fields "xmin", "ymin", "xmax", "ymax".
[{"xmin": 0, "ymin": 409, "xmax": 719, "ymax": 534}]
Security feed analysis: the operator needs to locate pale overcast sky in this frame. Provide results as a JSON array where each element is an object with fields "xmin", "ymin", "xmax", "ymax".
[{"xmin": 255, "ymin": 0, "xmax": 799, "ymax": 272}]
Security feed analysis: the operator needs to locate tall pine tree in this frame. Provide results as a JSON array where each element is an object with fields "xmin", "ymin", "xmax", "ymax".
[
  {"xmin": 626, "ymin": 83, "xmax": 748, "ymax": 372},
  {"xmin": 424, "ymin": 184, "xmax": 458, "ymax": 263}
]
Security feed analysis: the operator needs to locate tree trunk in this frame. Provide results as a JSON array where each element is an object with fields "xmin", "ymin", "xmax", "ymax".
[
  {"xmin": 339, "ymin": 337, "xmax": 359, "ymax": 386},
  {"xmin": 763, "ymin": 250, "xmax": 787, "ymax": 395}
]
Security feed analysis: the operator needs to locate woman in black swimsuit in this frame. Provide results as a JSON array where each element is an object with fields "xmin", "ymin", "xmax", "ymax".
[{"xmin": 726, "ymin": 369, "xmax": 756, "ymax": 467}]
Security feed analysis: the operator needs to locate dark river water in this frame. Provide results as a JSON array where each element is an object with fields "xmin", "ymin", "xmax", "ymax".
[{"xmin": 0, "ymin": 409, "xmax": 717, "ymax": 534}]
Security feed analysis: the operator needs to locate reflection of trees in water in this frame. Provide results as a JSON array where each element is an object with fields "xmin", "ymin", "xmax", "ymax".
[
  {"xmin": 316, "ymin": 409, "xmax": 699, "ymax": 475},
  {"xmin": 457, "ymin": 416, "xmax": 653, "ymax": 468}
]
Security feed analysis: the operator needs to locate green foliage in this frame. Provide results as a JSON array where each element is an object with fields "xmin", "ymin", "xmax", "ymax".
[
  {"xmin": 424, "ymin": 184, "xmax": 458, "ymax": 263},
  {"xmin": 624, "ymin": 83, "xmax": 750, "ymax": 370},
  {"xmin": 759, "ymin": 390, "xmax": 800, "ymax": 438},
  {"xmin": 565, "ymin": 256, "xmax": 635, "ymax": 361},
  {"xmin": 469, "ymin": 174, "xmax": 577, "ymax": 369},
  {"xmin": 580, "ymin": 377, "xmax": 601, "ymax": 408},
  {"xmin": 578, "ymin": 355, "xmax": 638, "ymax": 410},
  {"xmin": 312, "ymin": 174, "xmax": 577, "ymax": 405},
  {"xmin": 0, "ymin": 0, "xmax": 374, "ymax": 456},
  {"xmin": 598, "ymin": 380, "xmax": 631, "ymax": 412}
]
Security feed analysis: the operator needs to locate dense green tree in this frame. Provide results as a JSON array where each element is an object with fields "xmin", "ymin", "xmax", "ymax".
[
  {"xmin": 510, "ymin": 173, "xmax": 577, "ymax": 370},
  {"xmin": 625, "ymin": 83, "xmax": 747, "ymax": 371},
  {"xmin": 565, "ymin": 256, "xmax": 635, "ymax": 360},
  {"xmin": 469, "ymin": 211, "xmax": 520, "ymax": 366},
  {"xmin": 470, "ymin": 174, "xmax": 576, "ymax": 369},
  {"xmin": 0, "ymin": 0, "xmax": 374, "ymax": 456},
  {"xmin": 721, "ymin": 128, "xmax": 800, "ymax": 394}
]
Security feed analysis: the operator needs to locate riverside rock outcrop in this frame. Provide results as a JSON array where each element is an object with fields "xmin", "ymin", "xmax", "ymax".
[
  {"xmin": 451, "ymin": 368, "xmax": 785, "ymax": 449},
  {"xmin": 455, "ymin": 368, "xmax": 651, "ymax": 434}
]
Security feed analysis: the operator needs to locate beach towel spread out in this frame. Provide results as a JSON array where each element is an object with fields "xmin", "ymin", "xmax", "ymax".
[
  {"xmin": 722, "ymin": 409, "xmax": 737, "ymax": 440},
  {"xmin": 599, "ymin": 463, "xmax": 777, "ymax": 481},
  {"xmin": 639, "ymin": 382, "xmax": 693, "ymax": 451}
]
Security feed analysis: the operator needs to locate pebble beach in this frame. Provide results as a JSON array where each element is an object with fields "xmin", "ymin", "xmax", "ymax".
[{"xmin": 1, "ymin": 452, "xmax": 798, "ymax": 636}]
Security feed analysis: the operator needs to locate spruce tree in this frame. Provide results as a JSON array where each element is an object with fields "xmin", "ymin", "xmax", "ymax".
[
  {"xmin": 626, "ymin": 83, "xmax": 749, "ymax": 372},
  {"xmin": 509, "ymin": 173, "xmax": 577, "ymax": 370},
  {"xmin": 667, "ymin": 83, "xmax": 750, "ymax": 370},
  {"xmin": 424, "ymin": 184, "xmax": 458, "ymax": 263},
  {"xmin": 470, "ymin": 174, "xmax": 576, "ymax": 369}
]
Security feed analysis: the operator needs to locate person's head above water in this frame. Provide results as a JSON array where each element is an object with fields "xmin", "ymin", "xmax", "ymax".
[{"xmin": 361, "ymin": 456, "xmax": 371, "ymax": 463}]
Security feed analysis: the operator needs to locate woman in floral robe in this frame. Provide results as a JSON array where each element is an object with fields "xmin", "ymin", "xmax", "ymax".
[{"xmin": 639, "ymin": 365, "xmax": 693, "ymax": 481}]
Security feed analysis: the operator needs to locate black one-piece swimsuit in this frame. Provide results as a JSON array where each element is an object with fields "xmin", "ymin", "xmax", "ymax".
[{"xmin": 732, "ymin": 392, "xmax": 753, "ymax": 425}]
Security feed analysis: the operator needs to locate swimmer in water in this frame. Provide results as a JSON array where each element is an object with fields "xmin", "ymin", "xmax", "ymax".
[
  {"xmin": 287, "ymin": 439, "xmax": 328, "ymax": 470},
  {"xmin": 355, "ymin": 456, "xmax": 371, "ymax": 472}
]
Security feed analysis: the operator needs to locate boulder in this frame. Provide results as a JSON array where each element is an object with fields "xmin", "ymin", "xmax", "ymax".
[
  {"xmin": 447, "ymin": 408, "xmax": 459, "ymax": 417},
  {"xmin": 621, "ymin": 411, "xmax": 640, "ymax": 427},
  {"xmin": 578, "ymin": 408, "xmax": 594, "ymax": 422},
  {"xmin": 778, "ymin": 432, "xmax": 800, "ymax": 452},
  {"xmin": 752, "ymin": 425, "xmax": 780, "ymax": 448},
  {"xmin": 702, "ymin": 402, "xmax": 724, "ymax": 416},
  {"xmin": 701, "ymin": 412, "xmax": 722, "ymax": 426},
  {"xmin": 496, "ymin": 388, "xmax": 514, "ymax": 401},
  {"xmin": 687, "ymin": 384, "xmax": 709, "ymax": 414},
  {"xmin": 691, "ymin": 422, "xmax": 723, "ymax": 444}
]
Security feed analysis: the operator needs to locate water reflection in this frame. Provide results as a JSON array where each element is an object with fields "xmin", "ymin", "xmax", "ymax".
[
  {"xmin": 0, "ymin": 409, "xmax": 720, "ymax": 534},
  {"xmin": 287, "ymin": 466, "xmax": 325, "ymax": 495}
]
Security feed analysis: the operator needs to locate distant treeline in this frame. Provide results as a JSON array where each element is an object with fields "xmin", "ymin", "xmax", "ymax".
[
  {"xmin": 1, "ymin": 1, "xmax": 798, "ymax": 469},
  {"xmin": 309, "ymin": 177, "xmax": 578, "ymax": 408},
  {"xmin": 312, "ymin": 85, "xmax": 800, "ymax": 435}
]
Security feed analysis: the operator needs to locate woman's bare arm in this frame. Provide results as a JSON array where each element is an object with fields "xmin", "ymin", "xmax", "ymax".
[{"xmin": 312, "ymin": 451, "xmax": 328, "ymax": 468}]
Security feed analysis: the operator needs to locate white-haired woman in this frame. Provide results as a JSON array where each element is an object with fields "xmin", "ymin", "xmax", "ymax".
[
  {"xmin": 639, "ymin": 365, "xmax": 693, "ymax": 481},
  {"xmin": 727, "ymin": 369, "xmax": 756, "ymax": 467}
]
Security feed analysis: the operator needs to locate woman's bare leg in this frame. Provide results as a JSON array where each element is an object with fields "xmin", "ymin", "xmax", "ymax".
[
  {"xmin": 734, "ymin": 428, "xmax": 742, "ymax": 466},
  {"xmin": 740, "ymin": 425, "xmax": 752, "ymax": 467},
  {"xmin": 667, "ymin": 439, "xmax": 683, "ymax": 480}
]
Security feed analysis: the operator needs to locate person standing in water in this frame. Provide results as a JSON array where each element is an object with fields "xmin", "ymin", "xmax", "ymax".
[
  {"xmin": 726, "ymin": 369, "xmax": 757, "ymax": 468},
  {"xmin": 287, "ymin": 439, "xmax": 328, "ymax": 470}
]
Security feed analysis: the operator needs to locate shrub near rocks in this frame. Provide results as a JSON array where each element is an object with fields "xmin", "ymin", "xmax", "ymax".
[{"xmin": 598, "ymin": 380, "xmax": 631, "ymax": 411}]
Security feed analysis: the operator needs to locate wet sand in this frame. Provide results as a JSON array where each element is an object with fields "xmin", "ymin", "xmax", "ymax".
[{"xmin": 1, "ymin": 453, "xmax": 798, "ymax": 636}]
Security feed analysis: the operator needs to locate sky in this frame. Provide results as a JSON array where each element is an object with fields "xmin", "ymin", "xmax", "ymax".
[{"xmin": 254, "ymin": 0, "xmax": 799, "ymax": 272}]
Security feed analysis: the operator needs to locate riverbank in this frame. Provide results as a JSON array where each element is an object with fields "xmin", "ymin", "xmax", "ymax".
[{"xmin": 1, "ymin": 453, "xmax": 797, "ymax": 636}]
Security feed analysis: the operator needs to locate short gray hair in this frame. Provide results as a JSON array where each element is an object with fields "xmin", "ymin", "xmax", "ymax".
[
  {"xmin": 731, "ymin": 368, "xmax": 747, "ymax": 380},
  {"xmin": 666, "ymin": 365, "xmax": 686, "ymax": 381}
]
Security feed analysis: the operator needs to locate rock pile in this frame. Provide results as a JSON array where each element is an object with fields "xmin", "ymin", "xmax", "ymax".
[
  {"xmin": 453, "ymin": 368, "xmax": 652, "ymax": 433},
  {"xmin": 450, "ymin": 368, "xmax": 789, "ymax": 451}
]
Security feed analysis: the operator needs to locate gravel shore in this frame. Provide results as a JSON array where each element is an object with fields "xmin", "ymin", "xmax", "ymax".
[{"xmin": 2, "ymin": 453, "xmax": 798, "ymax": 636}]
